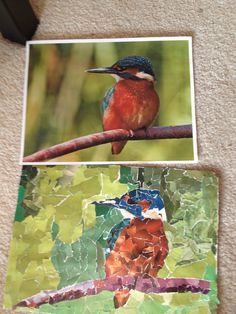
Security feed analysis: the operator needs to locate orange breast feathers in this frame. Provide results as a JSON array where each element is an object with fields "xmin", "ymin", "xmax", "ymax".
[
  {"xmin": 105, "ymin": 218, "xmax": 168, "ymax": 278},
  {"xmin": 103, "ymin": 79, "xmax": 160, "ymax": 132}
]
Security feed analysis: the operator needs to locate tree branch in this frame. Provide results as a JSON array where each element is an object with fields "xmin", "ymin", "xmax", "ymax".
[
  {"xmin": 15, "ymin": 275, "xmax": 209, "ymax": 309},
  {"xmin": 23, "ymin": 124, "xmax": 192, "ymax": 162}
]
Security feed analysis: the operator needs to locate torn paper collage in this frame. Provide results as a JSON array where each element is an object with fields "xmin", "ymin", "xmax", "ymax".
[{"xmin": 4, "ymin": 166, "xmax": 219, "ymax": 313}]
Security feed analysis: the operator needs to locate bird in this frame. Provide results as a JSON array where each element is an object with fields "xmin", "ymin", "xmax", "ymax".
[
  {"xmin": 86, "ymin": 56, "xmax": 160, "ymax": 154},
  {"xmin": 94, "ymin": 188, "xmax": 168, "ymax": 308}
]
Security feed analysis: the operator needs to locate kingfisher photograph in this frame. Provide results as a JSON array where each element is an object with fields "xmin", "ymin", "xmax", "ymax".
[
  {"xmin": 4, "ymin": 165, "xmax": 218, "ymax": 313},
  {"xmin": 21, "ymin": 37, "xmax": 197, "ymax": 163}
]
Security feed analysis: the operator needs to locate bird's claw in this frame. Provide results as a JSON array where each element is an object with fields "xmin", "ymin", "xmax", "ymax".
[{"xmin": 129, "ymin": 130, "xmax": 134, "ymax": 137}]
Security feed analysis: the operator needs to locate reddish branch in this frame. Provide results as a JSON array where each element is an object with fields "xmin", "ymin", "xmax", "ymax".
[
  {"xmin": 23, "ymin": 124, "xmax": 192, "ymax": 162},
  {"xmin": 15, "ymin": 275, "xmax": 209, "ymax": 309}
]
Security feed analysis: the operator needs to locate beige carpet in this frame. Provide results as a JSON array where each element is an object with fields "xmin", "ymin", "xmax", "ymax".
[{"xmin": 0, "ymin": 0, "xmax": 235, "ymax": 313}]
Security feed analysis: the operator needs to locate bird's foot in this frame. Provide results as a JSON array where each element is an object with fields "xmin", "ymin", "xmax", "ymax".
[
  {"xmin": 141, "ymin": 273, "xmax": 155, "ymax": 280},
  {"xmin": 129, "ymin": 127, "xmax": 149, "ymax": 137},
  {"xmin": 128, "ymin": 129, "xmax": 134, "ymax": 137}
]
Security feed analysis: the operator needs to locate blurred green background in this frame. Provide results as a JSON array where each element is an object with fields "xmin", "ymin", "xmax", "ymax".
[{"xmin": 24, "ymin": 40, "xmax": 194, "ymax": 161}]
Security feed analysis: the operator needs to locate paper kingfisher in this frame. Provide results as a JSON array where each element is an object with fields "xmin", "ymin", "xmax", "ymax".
[
  {"xmin": 94, "ymin": 188, "xmax": 168, "ymax": 308},
  {"xmin": 87, "ymin": 56, "xmax": 160, "ymax": 154}
]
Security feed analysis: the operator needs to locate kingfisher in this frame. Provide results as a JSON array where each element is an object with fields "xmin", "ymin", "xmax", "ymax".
[
  {"xmin": 94, "ymin": 189, "xmax": 168, "ymax": 308},
  {"xmin": 87, "ymin": 56, "xmax": 160, "ymax": 154}
]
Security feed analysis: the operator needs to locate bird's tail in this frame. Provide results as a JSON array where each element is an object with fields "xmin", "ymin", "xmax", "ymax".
[
  {"xmin": 111, "ymin": 141, "xmax": 127, "ymax": 154},
  {"xmin": 113, "ymin": 288, "xmax": 130, "ymax": 308}
]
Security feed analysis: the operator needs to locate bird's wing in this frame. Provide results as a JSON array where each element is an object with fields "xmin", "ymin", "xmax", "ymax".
[
  {"xmin": 106, "ymin": 218, "xmax": 131, "ymax": 256},
  {"xmin": 102, "ymin": 86, "xmax": 115, "ymax": 113}
]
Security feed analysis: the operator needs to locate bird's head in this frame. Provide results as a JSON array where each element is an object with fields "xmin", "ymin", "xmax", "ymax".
[
  {"xmin": 86, "ymin": 56, "xmax": 156, "ymax": 82},
  {"xmin": 93, "ymin": 188, "xmax": 166, "ymax": 221}
]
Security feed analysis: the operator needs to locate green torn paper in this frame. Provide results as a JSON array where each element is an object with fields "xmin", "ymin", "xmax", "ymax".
[{"xmin": 4, "ymin": 166, "xmax": 219, "ymax": 313}]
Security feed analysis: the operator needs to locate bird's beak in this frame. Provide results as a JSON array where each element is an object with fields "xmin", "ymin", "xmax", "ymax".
[
  {"xmin": 92, "ymin": 199, "xmax": 118, "ymax": 206},
  {"xmin": 86, "ymin": 67, "xmax": 118, "ymax": 75}
]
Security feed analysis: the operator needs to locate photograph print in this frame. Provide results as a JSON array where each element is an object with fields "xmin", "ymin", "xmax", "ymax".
[{"xmin": 22, "ymin": 37, "xmax": 197, "ymax": 163}]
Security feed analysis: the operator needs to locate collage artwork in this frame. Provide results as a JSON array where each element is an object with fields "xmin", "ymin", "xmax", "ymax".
[
  {"xmin": 4, "ymin": 38, "xmax": 219, "ymax": 314},
  {"xmin": 4, "ymin": 166, "xmax": 218, "ymax": 313}
]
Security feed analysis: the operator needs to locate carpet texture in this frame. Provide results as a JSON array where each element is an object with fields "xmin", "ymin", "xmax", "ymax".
[{"xmin": 0, "ymin": 0, "xmax": 235, "ymax": 313}]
